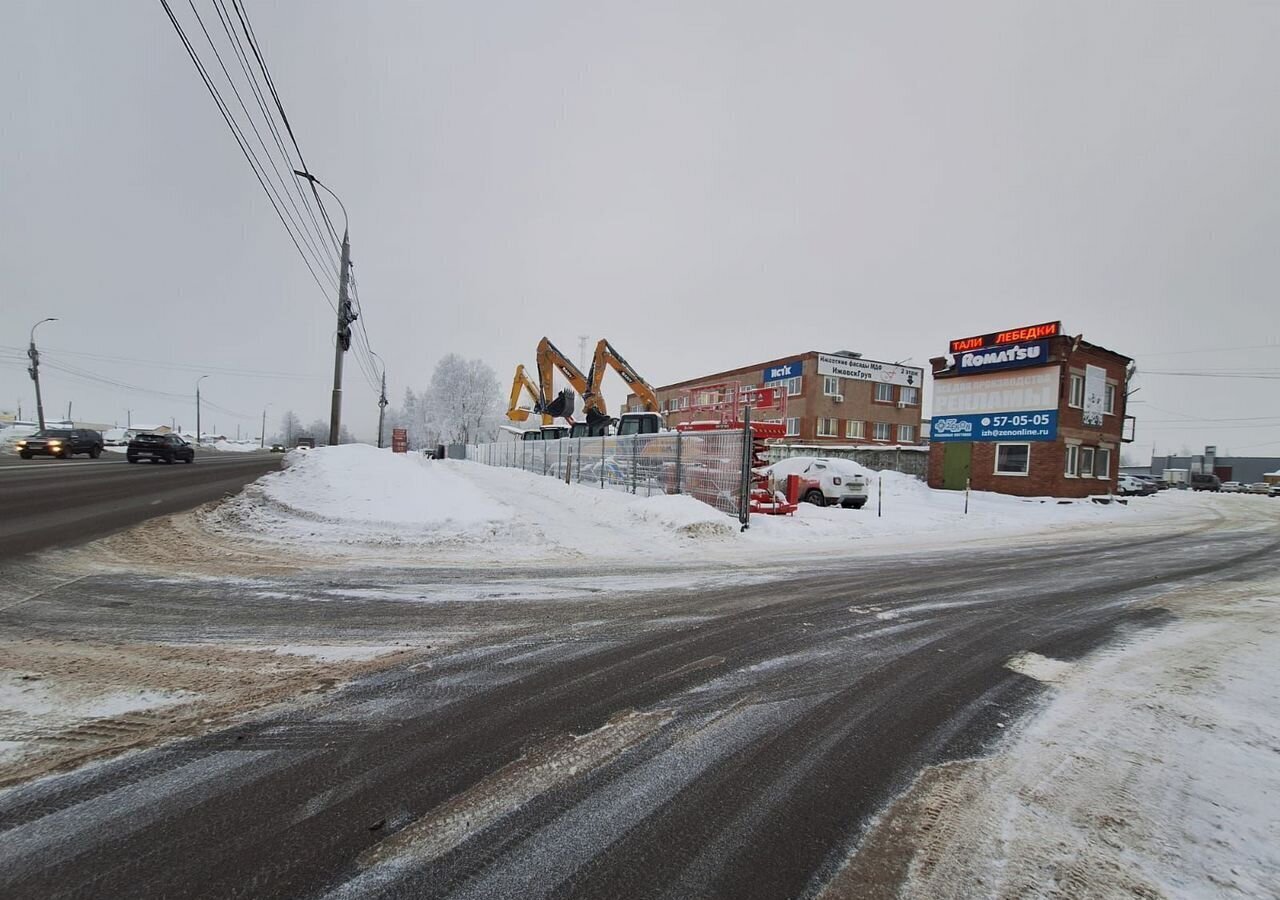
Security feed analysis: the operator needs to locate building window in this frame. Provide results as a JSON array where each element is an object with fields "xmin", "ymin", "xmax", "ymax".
[
  {"xmin": 1065, "ymin": 445, "xmax": 1079, "ymax": 477},
  {"xmin": 874, "ymin": 382, "xmax": 894, "ymax": 403},
  {"xmin": 785, "ymin": 417, "xmax": 799, "ymax": 437},
  {"xmin": 785, "ymin": 375, "xmax": 803, "ymax": 397},
  {"xmin": 817, "ymin": 417, "xmax": 837, "ymax": 437},
  {"xmin": 898, "ymin": 424, "xmax": 915, "ymax": 443},
  {"xmin": 845, "ymin": 420, "xmax": 865, "ymax": 440},
  {"xmin": 1096, "ymin": 448, "xmax": 1112, "ymax": 479},
  {"xmin": 823, "ymin": 375, "xmax": 840, "ymax": 397},
  {"xmin": 873, "ymin": 422, "xmax": 891, "ymax": 441},
  {"xmin": 1069, "ymin": 373, "xmax": 1084, "ymax": 408},
  {"xmin": 900, "ymin": 386, "xmax": 919, "ymax": 406},
  {"xmin": 1104, "ymin": 384, "xmax": 1116, "ymax": 415},
  {"xmin": 1079, "ymin": 447, "xmax": 1095, "ymax": 478},
  {"xmin": 994, "ymin": 443, "xmax": 1031, "ymax": 476}
]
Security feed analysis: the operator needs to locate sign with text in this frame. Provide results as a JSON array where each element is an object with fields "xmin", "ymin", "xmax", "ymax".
[
  {"xmin": 931, "ymin": 411, "xmax": 1058, "ymax": 442},
  {"xmin": 1082, "ymin": 364, "xmax": 1106, "ymax": 427},
  {"xmin": 949, "ymin": 321, "xmax": 1062, "ymax": 354},
  {"xmin": 950, "ymin": 341, "xmax": 1049, "ymax": 374},
  {"xmin": 816, "ymin": 354, "xmax": 923, "ymax": 387},
  {"xmin": 762, "ymin": 359, "xmax": 803, "ymax": 383}
]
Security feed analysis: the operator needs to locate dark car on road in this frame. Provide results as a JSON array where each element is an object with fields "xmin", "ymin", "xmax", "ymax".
[
  {"xmin": 126, "ymin": 433, "xmax": 195, "ymax": 464},
  {"xmin": 16, "ymin": 428, "xmax": 103, "ymax": 459}
]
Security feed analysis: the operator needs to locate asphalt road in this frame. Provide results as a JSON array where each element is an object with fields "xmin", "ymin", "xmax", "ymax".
[
  {"xmin": 0, "ymin": 452, "xmax": 282, "ymax": 559},
  {"xmin": 2, "ymin": 520, "xmax": 1276, "ymax": 899}
]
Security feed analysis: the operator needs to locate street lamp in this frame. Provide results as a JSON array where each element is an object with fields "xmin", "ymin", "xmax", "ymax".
[
  {"xmin": 294, "ymin": 169, "xmax": 353, "ymax": 448},
  {"xmin": 28, "ymin": 317, "xmax": 58, "ymax": 430},
  {"xmin": 196, "ymin": 375, "xmax": 209, "ymax": 445}
]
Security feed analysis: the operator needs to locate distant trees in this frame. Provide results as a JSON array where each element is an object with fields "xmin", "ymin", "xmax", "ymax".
[
  {"xmin": 278, "ymin": 410, "xmax": 303, "ymax": 445},
  {"xmin": 383, "ymin": 356, "xmax": 502, "ymax": 449}
]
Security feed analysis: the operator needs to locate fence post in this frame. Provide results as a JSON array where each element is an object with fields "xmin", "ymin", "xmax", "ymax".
[
  {"xmin": 674, "ymin": 431, "xmax": 683, "ymax": 494},
  {"xmin": 522, "ymin": 441, "xmax": 526, "ymax": 472},
  {"xmin": 601, "ymin": 438, "xmax": 606, "ymax": 489},
  {"xmin": 577, "ymin": 437, "xmax": 583, "ymax": 483},
  {"xmin": 631, "ymin": 437, "xmax": 638, "ymax": 494},
  {"xmin": 557, "ymin": 440, "xmax": 563, "ymax": 480},
  {"xmin": 739, "ymin": 406, "xmax": 752, "ymax": 531}
]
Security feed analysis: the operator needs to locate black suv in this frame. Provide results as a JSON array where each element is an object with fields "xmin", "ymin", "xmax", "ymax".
[
  {"xmin": 17, "ymin": 428, "xmax": 104, "ymax": 459},
  {"xmin": 126, "ymin": 433, "xmax": 195, "ymax": 464},
  {"xmin": 1189, "ymin": 472, "xmax": 1221, "ymax": 492}
]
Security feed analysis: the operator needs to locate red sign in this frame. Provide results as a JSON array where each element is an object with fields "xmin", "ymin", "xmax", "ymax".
[
  {"xmin": 949, "ymin": 321, "xmax": 1062, "ymax": 354},
  {"xmin": 391, "ymin": 428, "xmax": 408, "ymax": 453}
]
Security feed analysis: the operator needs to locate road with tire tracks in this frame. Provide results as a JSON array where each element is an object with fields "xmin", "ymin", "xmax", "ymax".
[{"xmin": 0, "ymin": 452, "xmax": 281, "ymax": 559}]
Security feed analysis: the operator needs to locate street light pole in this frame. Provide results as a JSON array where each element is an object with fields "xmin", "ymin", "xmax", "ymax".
[
  {"xmin": 260, "ymin": 402, "xmax": 272, "ymax": 449},
  {"xmin": 196, "ymin": 375, "xmax": 209, "ymax": 444},
  {"xmin": 294, "ymin": 170, "xmax": 354, "ymax": 448},
  {"xmin": 28, "ymin": 317, "xmax": 57, "ymax": 431}
]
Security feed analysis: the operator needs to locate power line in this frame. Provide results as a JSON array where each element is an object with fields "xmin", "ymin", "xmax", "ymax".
[{"xmin": 0, "ymin": 344, "xmax": 319, "ymax": 381}]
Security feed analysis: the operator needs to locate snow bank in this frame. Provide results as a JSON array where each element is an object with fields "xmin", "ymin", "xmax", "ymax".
[
  {"xmin": 202, "ymin": 446, "xmax": 1210, "ymax": 565},
  {"xmin": 208, "ymin": 440, "xmax": 262, "ymax": 453}
]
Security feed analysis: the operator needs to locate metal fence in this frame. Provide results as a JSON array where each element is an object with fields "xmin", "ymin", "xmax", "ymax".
[{"xmin": 466, "ymin": 430, "xmax": 750, "ymax": 519}]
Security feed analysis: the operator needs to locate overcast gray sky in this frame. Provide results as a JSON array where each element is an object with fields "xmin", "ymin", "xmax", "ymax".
[{"xmin": 3, "ymin": 1, "xmax": 1277, "ymax": 455}]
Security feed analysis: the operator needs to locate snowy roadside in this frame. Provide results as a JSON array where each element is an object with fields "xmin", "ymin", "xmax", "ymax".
[
  {"xmin": 821, "ymin": 571, "xmax": 1280, "ymax": 899},
  {"xmin": 178, "ymin": 445, "xmax": 1230, "ymax": 570}
]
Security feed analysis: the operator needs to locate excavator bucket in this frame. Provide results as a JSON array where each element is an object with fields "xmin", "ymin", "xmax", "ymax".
[
  {"xmin": 542, "ymin": 388, "xmax": 576, "ymax": 421},
  {"xmin": 585, "ymin": 407, "xmax": 614, "ymax": 437}
]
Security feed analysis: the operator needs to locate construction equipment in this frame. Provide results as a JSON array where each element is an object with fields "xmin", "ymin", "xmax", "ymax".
[
  {"xmin": 506, "ymin": 364, "xmax": 548, "ymax": 425},
  {"xmin": 583, "ymin": 339, "xmax": 662, "ymax": 436},
  {"xmin": 536, "ymin": 337, "xmax": 589, "ymax": 422}
]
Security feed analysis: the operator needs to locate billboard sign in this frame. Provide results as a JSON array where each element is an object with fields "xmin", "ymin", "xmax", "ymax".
[
  {"xmin": 817, "ymin": 354, "xmax": 923, "ymax": 387},
  {"xmin": 930, "ymin": 366, "xmax": 1060, "ymax": 442},
  {"xmin": 1082, "ymin": 364, "xmax": 1106, "ymax": 427},
  {"xmin": 949, "ymin": 321, "xmax": 1062, "ymax": 354},
  {"xmin": 946, "ymin": 340, "xmax": 1049, "ymax": 374},
  {"xmin": 762, "ymin": 359, "xmax": 803, "ymax": 383}
]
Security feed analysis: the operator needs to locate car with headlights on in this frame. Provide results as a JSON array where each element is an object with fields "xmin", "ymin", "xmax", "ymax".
[{"xmin": 17, "ymin": 428, "xmax": 103, "ymax": 459}]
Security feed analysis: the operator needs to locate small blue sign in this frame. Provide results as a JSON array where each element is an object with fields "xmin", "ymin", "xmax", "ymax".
[
  {"xmin": 954, "ymin": 341, "xmax": 1049, "ymax": 374},
  {"xmin": 762, "ymin": 359, "xmax": 803, "ymax": 383},
  {"xmin": 930, "ymin": 410, "xmax": 1058, "ymax": 442}
]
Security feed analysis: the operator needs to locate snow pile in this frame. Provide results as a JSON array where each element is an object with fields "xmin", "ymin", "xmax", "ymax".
[
  {"xmin": 208, "ymin": 440, "xmax": 262, "ymax": 453},
  {"xmin": 200, "ymin": 447, "xmax": 1210, "ymax": 565}
]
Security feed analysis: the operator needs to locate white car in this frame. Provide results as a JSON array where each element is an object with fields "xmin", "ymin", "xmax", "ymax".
[
  {"xmin": 765, "ymin": 457, "xmax": 870, "ymax": 509},
  {"xmin": 1116, "ymin": 474, "xmax": 1150, "ymax": 496},
  {"xmin": 1220, "ymin": 481, "xmax": 1246, "ymax": 493}
]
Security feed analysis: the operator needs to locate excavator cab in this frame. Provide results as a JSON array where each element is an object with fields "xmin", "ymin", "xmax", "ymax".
[
  {"xmin": 520, "ymin": 429, "xmax": 543, "ymax": 442},
  {"xmin": 540, "ymin": 426, "xmax": 569, "ymax": 441},
  {"xmin": 616, "ymin": 412, "xmax": 663, "ymax": 436}
]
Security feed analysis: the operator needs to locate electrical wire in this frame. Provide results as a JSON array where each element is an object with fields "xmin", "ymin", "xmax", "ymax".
[{"xmin": 0, "ymin": 344, "xmax": 319, "ymax": 381}]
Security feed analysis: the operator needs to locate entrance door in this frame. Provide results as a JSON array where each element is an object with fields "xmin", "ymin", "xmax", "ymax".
[{"xmin": 942, "ymin": 443, "xmax": 972, "ymax": 490}]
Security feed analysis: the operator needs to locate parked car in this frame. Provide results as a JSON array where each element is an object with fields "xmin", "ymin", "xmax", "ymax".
[
  {"xmin": 1245, "ymin": 482, "xmax": 1271, "ymax": 495},
  {"xmin": 16, "ymin": 428, "xmax": 104, "ymax": 459},
  {"xmin": 1117, "ymin": 474, "xmax": 1156, "ymax": 496},
  {"xmin": 1220, "ymin": 481, "xmax": 1246, "ymax": 493},
  {"xmin": 1269, "ymin": 483, "xmax": 1280, "ymax": 498},
  {"xmin": 765, "ymin": 457, "xmax": 870, "ymax": 509},
  {"xmin": 1189, "ymin": 472, "xmax": 1221, "ymax": 492},
  {"xmin": 1132, "ymin": 474, "xmax": 1169, "ymax": 491},
  {"xmin": 126, "ymin": 432, "xmax": 195, "ymax": 464}
]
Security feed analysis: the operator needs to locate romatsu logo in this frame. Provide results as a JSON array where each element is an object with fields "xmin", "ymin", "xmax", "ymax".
[{"xmin": 958, "ymin": 342, "xmax": 1044, "ymax": 371}]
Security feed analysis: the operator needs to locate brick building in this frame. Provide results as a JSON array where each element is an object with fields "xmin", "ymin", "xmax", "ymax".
[
  {"xmin": 927, "ymin": 322, "xmax": 1133, "ymax": 498},
  {"xmin": 632, "ymin": 350, "xmax": 926, "ymax": 447}
]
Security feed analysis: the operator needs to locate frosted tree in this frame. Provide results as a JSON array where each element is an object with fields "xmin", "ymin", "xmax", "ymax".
[
  {"xmin": 424, "ymin": 355, "xmax": 501, "ymax": 444},
  {"xmin": 278, "ymin": 410, "xmax": 303, "ymax": 445}
]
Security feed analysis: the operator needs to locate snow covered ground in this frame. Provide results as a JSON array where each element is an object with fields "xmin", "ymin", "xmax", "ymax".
[{"xmin": 199, "ymin": 444, "xmax": 1221, "ymax": 566}]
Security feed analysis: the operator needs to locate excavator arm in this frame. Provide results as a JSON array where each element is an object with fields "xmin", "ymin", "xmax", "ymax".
[
  {"xmin": 535, "ymin": 337, "xmax": 590, "ymax": 421},
  {"xmin": 506, "ymin": 364, "xmax": 549, "ymax": 425},
  {"xmin": 584, "ymin": 339, "xmax": 660, "ymax": 415}
]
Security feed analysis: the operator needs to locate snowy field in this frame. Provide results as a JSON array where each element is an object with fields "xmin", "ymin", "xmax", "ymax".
[{"xmin": 196, "ymin": 444, "xmax": 1231, "ymax": 566}]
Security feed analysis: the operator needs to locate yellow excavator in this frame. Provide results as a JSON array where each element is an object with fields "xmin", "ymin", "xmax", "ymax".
[
  {"xmin": 583, "ymin": 339, "xmax": 662, "ymax": 436},
  {"xmin": 506, "ymin": 364, "xmax": 547, "ymax": 425}
]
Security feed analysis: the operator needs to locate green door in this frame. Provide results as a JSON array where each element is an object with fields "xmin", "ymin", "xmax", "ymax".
[{"xmin": 942, "ymin": 443, "xmax": 972, "ymax": 490}]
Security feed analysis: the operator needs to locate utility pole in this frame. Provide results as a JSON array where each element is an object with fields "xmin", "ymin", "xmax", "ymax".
[
  {"xmin": 196, "ymin": 375, "xmax": 209, "ymax": 444},
  {"xmin": 27, "ymin": 317, "xmax": 57, "ymax": 431},
  {"xmin": 66, "ymin": 401, "xmax": 72, "ymax": 423},
  {"xmin": 330, "ymin": 229, "xmax": 354, "ymax": 447},
  {"xmin": 578, "ymin": 335, "xmax": 590, "ymax": 371},
  {"xmin": 377, "ymin": 367, "xmax": 388, "ymax": 448},
  {"xmin": 261, "ymin": 408, "xmax": 267, "ymax": 448}
]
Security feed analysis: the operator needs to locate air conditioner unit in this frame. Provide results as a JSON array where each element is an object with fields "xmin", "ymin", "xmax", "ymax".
[{"xmin": 833, "ymin": 394, "xmax": 844, "ymax": 403}]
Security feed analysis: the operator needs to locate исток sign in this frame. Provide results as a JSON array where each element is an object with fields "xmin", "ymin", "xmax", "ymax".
[
  {"xmin": 949, "ymin": 321, "xmax": 1062, "ymax": 354},
  {"xmin": 762, "ymin": 359, "xmax": 803, "ymax": 383},
  {"xmin": 816, "ymin": 354, "xmax": 923, "ymax": 387}
]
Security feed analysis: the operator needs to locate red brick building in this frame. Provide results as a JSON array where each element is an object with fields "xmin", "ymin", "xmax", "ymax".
[
  {"xmin": 632, "ymin": 350, "xmax": 926, "ymax": 447},
  {"xmin": 927, "ymin": 324, "xmax": 1133, "ymax": 498}
]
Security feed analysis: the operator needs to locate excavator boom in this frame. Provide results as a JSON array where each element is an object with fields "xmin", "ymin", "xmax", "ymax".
[
  {"xmin": 506, "ymin": 364, "xmax": 549, "ymax": 425},
  {"xmin": 584, "ymin": 339, "xmax": 660, "ymax": 415}
]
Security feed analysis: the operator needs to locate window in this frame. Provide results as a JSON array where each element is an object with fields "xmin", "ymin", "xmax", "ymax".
[
  {"xmin": 1079, "ymin": 447, "xmax": 1095, "ymax": 478},
  {"xmin": 873, "ymin": 422, "xmax": 891, "ymax": 441},
  {"xmin": 823, "ymin": 375, "xmax": 840, "ymax": 397},
  {"xmin": 898, "ymin": 424, "xmax": 915, "ymax": 443},
  {"xmin": 845, "ymin": 420, "xmax": 865, "ymax": 440},
  {"xmin": 1065, "ymin": 445, "xmax": 1079, "ymax": 477},
  {"xmin": 817, "ymin": 417, "xmax": 838, "ymax": 437},
  {"xmin": 1104, "ymin": 384, "xmax": 1116, "ymax": 415},
  {"xmin": 1096, "ymin": 448, "xmax": 1112, "ymax": 479},
  {"xmin": 785, "ymin": 417, "xmax": 799, "ymax": 437},
  {"xmin": 900, "ymin": 386, "xmax": 919, "ymax": 406},
  {"xmin": 785, "ymin": 375, "xmax": 803, "ymax": 397},
  {"xmin": 994, "ymin": 443, "xmax": 1031, "ymax": 476},
  {"xmin": 1069, "ymin": 373, "xmax": 1084, "ymax": 408},
  {"xmin": 875, "ymin": 382, "xmax": 894, "ymax": 403}
]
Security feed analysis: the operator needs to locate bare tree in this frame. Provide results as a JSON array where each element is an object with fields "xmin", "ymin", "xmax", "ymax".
[
  {"xmin": 424, "ymin": 355, "xmax": 501, "ymax": 445},
  {"xmin": 278, "ymin": 410, "xmax": 302, "ymax": 445}
]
